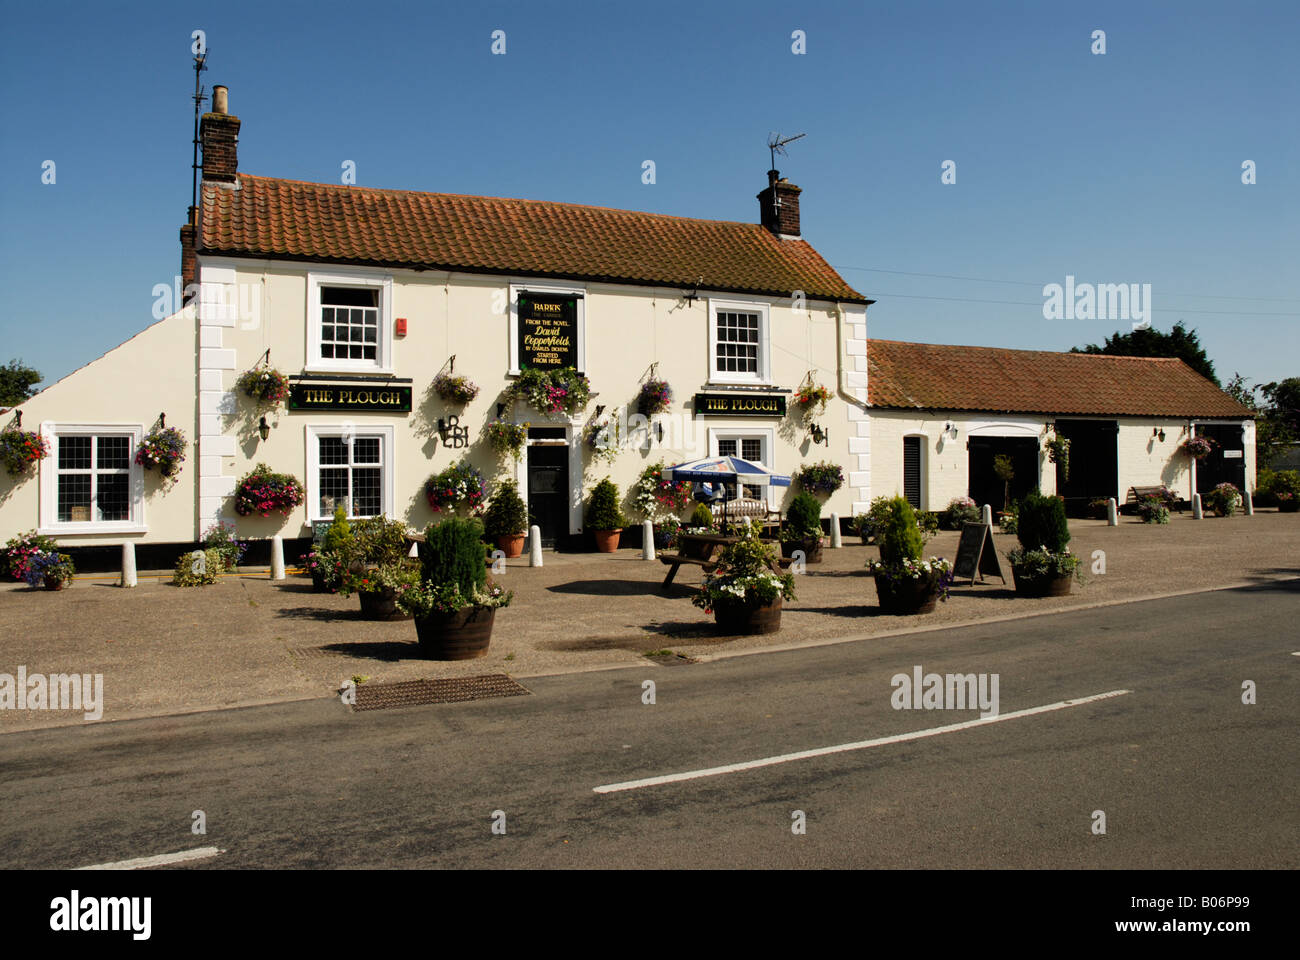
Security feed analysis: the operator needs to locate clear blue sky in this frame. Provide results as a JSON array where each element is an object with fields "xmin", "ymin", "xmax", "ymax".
[{"xmin": 1, "ymin": 0, "xmax": 1296, "ymax": 391}]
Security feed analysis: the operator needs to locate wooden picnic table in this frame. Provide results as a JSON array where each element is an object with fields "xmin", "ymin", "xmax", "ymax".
[{"xmin": 657, "ymin": 532, "xmax": 786, "ymax": 590}]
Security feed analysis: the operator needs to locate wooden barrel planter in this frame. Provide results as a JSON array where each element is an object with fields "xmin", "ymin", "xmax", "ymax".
[
  {"xmin": 873, "ymin": 573, "xmax": 939, "ymax": 615},
  {"xmin": 44, "ymin": 576, "xmax": 69, "ymax": 591},
  {"xmin": 414, "ymin": 606, "xmax": 497, "ymax": 660},
  {"xmin": 358, "ymin": 588, "xmax": 412, "ymax": 621},
  {"xmin": 1010, "ymin": 568, "xmax": 1074, "ymax": 598},
  {"xmin": 1278, "ymin": 499, "xmax": 1299, "ymax": 513},
  {"xmin": 713, "ymin": 595, "xmax": 783, "ymax": 635},
  {"xmin": 781, "ymin": 537, "xmax": 823, "ymax": 564}
]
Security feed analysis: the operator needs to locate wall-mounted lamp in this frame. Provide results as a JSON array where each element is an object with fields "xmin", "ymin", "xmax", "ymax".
[
  {"xmin": 12, "ymin": 409, "xmax": 20, "ymax": 429},
  {"xmin": 594, "ymin": 404, "xmax": 606, "ymax": 419},
  {"xmin": 655, "ymin": 421, "xmax": 664, "ymax": 443},
  {"xmin": 496, "ymin": 402, "xmax": 506, "ymax": 418},
  {"xmin": 809, "ymin": 423, "xmax": 829, "ymax": 446},
  {"xmin": 682, "ymin": 276, "xmax": 703, "ymax": 303},
  {"xmin": 437, "ymin": 417, "xmax": 448, "ymax": 440},
  {"xmin": 258, "ymin": 416, "xmax": 271, "ymax": 442},
  {"xmin": 1153, "ymin": 427, "xmax": 1166, "ymax": 442}
]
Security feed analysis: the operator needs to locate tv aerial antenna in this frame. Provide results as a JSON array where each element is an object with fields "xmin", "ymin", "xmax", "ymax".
[
  {"xmin": 190, "ymin": 49, "xmax": 210, "ymax": 214},
  {"xmin": 767, "ymin": 131, "xmax": 806, "ymax": 171}
]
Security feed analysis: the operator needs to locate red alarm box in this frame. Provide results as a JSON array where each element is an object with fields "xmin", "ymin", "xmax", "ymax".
[{"xmin": 395, "ymin": 317, "xmax": 408, "ymax": 336}]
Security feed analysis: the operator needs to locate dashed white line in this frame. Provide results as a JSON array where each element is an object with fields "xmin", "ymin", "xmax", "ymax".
[
  {"xmin": 76, "ymin": 846, "xmax": 224, "ymax": 870},
  {"xmin": 593, "ymin": 689, "xmax": 1133, "ymax": 793}
]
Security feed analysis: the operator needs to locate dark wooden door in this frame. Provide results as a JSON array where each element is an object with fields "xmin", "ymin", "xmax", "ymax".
[
  {"xmin": 526, "ymin": 444, "xmax": 568, "ymax": 547},
  {"xmin": 1054, "ymin": 419, "xmax": 1118, "ymax": 515},
  {"xmin": 1195, "ymin": 424, "xmax": 1246, "ymax": 495}
]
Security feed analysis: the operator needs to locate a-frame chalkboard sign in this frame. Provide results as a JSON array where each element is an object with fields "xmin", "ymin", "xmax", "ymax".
[{"xmin": 951, "ymin": 522, "xmax": 1006, "ymax": 585}]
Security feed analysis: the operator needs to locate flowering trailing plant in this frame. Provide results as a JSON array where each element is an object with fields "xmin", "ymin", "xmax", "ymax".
[
  {"xmin": 866, "ymin": 556, "xmax": 955, "ymax": 601},
  {"xmin": 1206, "ymin": 481, "xmax": 1242, "ymax": 517},
  {"xmin": 1, "ymin": 530, "xmax": 59, "ymax": 581},
  {"xmin": 234, "ymin": 367, "xmax": 291, "ymax": 409},
  {"xmin": 423, "ymin": 461, "xmax": 487, "ymax": 514},
  {"xmin": 793, "ymin": 382, "xmax": 832, "ymax": 415},
  {"xmin": 299, "ymin": 548, "xmax": 345, "ymax": 592},
  {"xmin": 339, "ymin": 560, "xmax": 420, "ymax": 598},
  {"xmin": 202, "ymin": 521, "xmax": 248, "ymax": 570},
  {"xmin": 691, "ymin": 537, "xmax": 796, "ymax": 615},
  {"xmin": 235, "ymin": 464, "xmax": 305, "ymax": 517},
  {"xmin": 485, "ymin": 421, "xmax": 528, "ymax": 460},
  {"xmin": 433, "ymin": 372, "xmax": 480, "ymax": 405},
  {"xmin": 508, "ymin": 366, "xmax": 591, "ymax": 416},
  {"xmin": 136, "ymin": 426, "xmax": 187, "ymax": 477},
  {"xmin": 794, "ymin": 460, "xmax": 845, "ymax": 495},
  {"xmin": 1137, "ymin": 496, "xmax": 1170, "ymax": 524},
  {"xmin": 0, "ymin": 428, "xmax": 50, "ymax": 477},
  {"xmin": 171, "ymin": 547, "xmax": 229, "ymax": 587},
  {"xmin": 632, "ymin": 460, "xmax": 692, "ymax": 520},
  {"xmin": 1045, "ymin": 432, "xmax": 1071, "ymax": 482},
  {"xmin": 584, "ymin": 416, "xmax": 622, "ymax": 465},
  {"xmin": 637, "ymin": 378, "xmax": 672, "ymax": 416},
  {"xmin": 23, "ymin": 551, "xmax": 75, "ymax": 588},
  {"xmin": 1005, "ymin": 547, "xmax": 1081, "ymax": 581},
  {"xmin": 1181, "ymin": 436, "xmax": 1216, "ymax": 460},
  {"xmin": 941, "ymin": 496, "xmax": 980, "ymax": 530},
  {"xmin": 396, "ymin": 578, "xmax": 513, "ymax": 618}
]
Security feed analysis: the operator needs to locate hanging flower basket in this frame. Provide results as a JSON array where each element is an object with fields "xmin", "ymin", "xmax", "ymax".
[
  {"xmin": 484, "ymin": 421, "xmax": 528, "ymax": 460},
  {"xmin": 637, "ymin": 378, "xmax": 672, "ymax": 416},
  {"xmin": 1045, "ymin": 433, "xmax": 1071, "ymax": 483},
  {"xmin": 433, "ymin": 372, "xmax": 480, "ymax": 405},
  {"xmin": 234, "ymin": 367, "xmax": 292, "ymax": 409},
  {"xmin": 136, "ymin": 426, "xmax": 187, "ymax": 478},
  {"xmin": 632, "ymin": 461, "xmax": 692, "ymax": 519},
  {"xmin": 235, "ymin": 463, "xmax": 305, "ymax": 517},
  {"xmin": 793, "ymin": 383, "xmax": 832, "ymax": 415},
  {"xmin": 1181, "ymin": 436, "xmax": 1216, "ymax": 460},
  {"xmin": 423, "ymin": 461, "xmax": 487, "ymax": 514},
  {"xmin": 0, "ymin": 428, "xmax": 50, "ymax": 477},
  {"xmin": 508, "ymin": 367, "xmax": 591, "ymax": 416},
  {"xmin": 794, "ymin": 460, "xmax": 844, "ymax": 495},
  {"xmin": 584, "ymin": 417, "xmax": 621, "ymax": 465}
]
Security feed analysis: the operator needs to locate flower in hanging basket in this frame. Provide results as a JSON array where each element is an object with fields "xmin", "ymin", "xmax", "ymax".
[
  {"xmin": 235, "ymin": 463, "xmax": 306, "ymax": 517},
  {"xmin": 794, "ymin": 460, "xmax": 844, "ymax": 495},
  {"xmin": 433, "ymin": 372, "xmax": 480, "ymax": 405},
  {"xmin": 136, "ymin": 426, "xmax": 187, "ymax": 477},
  {"xmin": 794, "ymin": 383, "xmax": 832, "ymax": 415},
  {"xmin": 0, "ymin": 428, "xmax": 50, "ymax": 477},
  {"xmin": 632, "ymin": 460, "xmax": 691, "ymax": 519},
  {"xmin": 234, "ymin": 367, "xmax": 292, "ymax": 409},
  {"xmin": 584, "ymin": 417, "xmax": 621, "ymax": 465},
  {"xmin": 1181, "ymin": 436, "xmax": 1216, "ymax": 460},
  {"xmin": 637, "ymin": 378, "xmax": 672, "ymax": 416},
  {"xmin": 485, "ymin": 421, "xmax": 528, "ymax": 460},
  {"xmin": 423, "ymin": 461, "xmax": 487, "ymax": 514},
  {"xmin": 1045, "ymin": 433, "xmax": 1071, "ymax": 482},
  {"xmin": 508, "ymin": 367, "xmax": 591, "ymax": 416}
]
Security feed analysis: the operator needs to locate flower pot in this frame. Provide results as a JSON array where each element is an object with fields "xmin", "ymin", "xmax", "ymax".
[
  {"xmin": 496, "ymin": 533, "xmax": 526, "ymax": 558},
  {"xmin": 712, "ymin": 595, "xmax": 782, "ymax": 635},
  {"xmin": 309, "ymin": 567, "xmax": 334, "ymax": 593},
  {"xmin": 781, "ymin": 537, "xmax": 823, "ymax": 564},
  {"xmin": 1277, "ymin": 499, "xmax": 1299, "ymax": 513},
  {"xmin": 358, "ymin": 587, "xmax": 412, "ymax": 621},
  {"xmin": 593, "ymin": 529, "xmax": 622, "ymax": 553},
  {"xmin": 1010, "ymin": 567, "xmax": 1074, "ymax": 598},
  {"xmin": 414, "ymin": 605, "xmax": 497, "ymax": 660},
  {"xmin": 43, "ymin": 575, "xmax": 68, "ymax": 591},
  {"xmin": 872, "ymin": 571, "xmax": 940, "ymax": 615}
]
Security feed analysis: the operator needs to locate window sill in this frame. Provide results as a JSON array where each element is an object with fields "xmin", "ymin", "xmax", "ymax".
[
  {"xmin": 304, "ymin": 365, "xmax": 396, "ymax": 377},
  {"xmin": 38, "ymin": 524, "xmax": 147, "ymax": 536}
]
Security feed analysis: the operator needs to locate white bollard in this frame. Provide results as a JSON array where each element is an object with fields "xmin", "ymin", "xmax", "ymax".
[
  {"xmin": 120, "ymin": 542, "xmax": 137, "ymax": 588},
  {"xmin": 270, "ymin": 535, "xmax": 285, "ymax": 580},
  {"xmin": 1192, "ymin": 493, "xmax": 1203, "ymax": 519},
  {"xmin": 641, "ymin": 520, "xmax": 655, "ymax": 561},
  {"xmin": 981, "ymin": 504, "xmax": 994, "ymax": 527},
  {"xmin": 1243, "ymin": 490, "xmax": 1254, "ymax": 516},
  {"xmin": 529, "ymin": 525, "xmax": 544, "ymax": 567},
  {"xmin": 1107, "ymin": 498, "xmax": 1118, "ymax": 526},
  {"xmin": 829, "ymin": 512, "xmax": 842, "ymax": 549}
]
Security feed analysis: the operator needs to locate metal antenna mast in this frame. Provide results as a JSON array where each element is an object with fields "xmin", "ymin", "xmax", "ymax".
[
  {"xmin": 190, "ymin": 50, "xmax": 209, "ymax": 214},
  {"xmin": 767, "ymin": 131, "xmax": 805, "ymax": 171}
]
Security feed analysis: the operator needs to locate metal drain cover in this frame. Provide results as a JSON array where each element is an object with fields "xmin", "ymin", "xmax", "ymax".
[{"xmin": 352, "ymin": 674, "xmax": 531, "ymax": 711}]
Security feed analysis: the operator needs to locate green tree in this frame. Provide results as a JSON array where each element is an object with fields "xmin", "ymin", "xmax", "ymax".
[
  {"xmin": 0, "ymin": 359, "xmax": 42, "ymax": 406},
  {"xmin": 1071, "ymin": 322, "xmax": 1218, "ymax": 385},
  {"xmin": 1225, "ymin": 373, "xmax": 1298, "ymax": 468}
]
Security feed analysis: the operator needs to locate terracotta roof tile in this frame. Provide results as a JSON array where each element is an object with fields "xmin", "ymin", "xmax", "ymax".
[
  {"xmin": 867, "ymin": 339, "xmax": 1254, "ymax": 419},
  {"xmin": 200, "ymin": 175, "xmax": 868, "ymax": 304}
]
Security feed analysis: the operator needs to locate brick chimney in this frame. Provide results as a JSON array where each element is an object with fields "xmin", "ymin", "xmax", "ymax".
[
  {"xmin": 200, "ymin": 85, "xmax": 240, "ymax": 182},
  {"xmin": 179, "ymin": 207, "xmax": 196, "ymax": 300},
  {"xmin": 757, "ymin": 169, "xmax": 802, "ymax": 238}
]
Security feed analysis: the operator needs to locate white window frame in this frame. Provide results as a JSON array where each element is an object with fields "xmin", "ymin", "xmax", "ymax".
[
  {"xmin": 305, "ymin": 424, "xmax": 396, "ymax": 522},
  {"xmin": 306, "ymin": 270, "xmax": 394, "ymax": 374},
  {"xmin": 709, "ymin": 426, "xmax": 777, "ymax": 507},
  {"xmin": 508, "ymin": 281, "xmax": 586, "ymax": 376},
  {"xmin": 708, "ymin": 297, "xmax": 771, "ymax": 385},
  {"xmin": 38, "ymin": 422, "xmax": 146, "ymax": 535}
]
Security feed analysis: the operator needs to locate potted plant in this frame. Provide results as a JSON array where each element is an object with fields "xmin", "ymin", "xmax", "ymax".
[
  {"xmin": 234, "ymin": 464, "xmax": 305, "ymax": 517},
  {"xmin": 423, "ymin": 461, "xmax": 487, "ymax": 515},
  {"xmin": 484, "ymin": 421, "xmax": 528, "ymax": 462},
  {"xmin": 1181, "ymin": 436, "xmax": 1216, "ymax": 460},
  {"xmin": 1088, "ymin": 497, "xmax": 1111, "ymax": 520},
  {"xmin": 793, "ymin": 382, "xmax": 832, "ymax": 416},
  {"xmin": 1206, "ymin": 482, "xmax": 1242, "ymax": 517},
  {"xmin": 202, "ymin": 521, "xmax": 248, "ymax": 571},
  {"xmin": 234, "ymin": 367, "xmax": 292, "ymax": 409},
  {"xmin": 689, "ymin": 502, "xmax": 715, "ymax": 530},
  {"xmin": 794, "ymin": 461, "xmax": 844, "ymax": 496},
  {"xmin": 24, "ymin": 551, "xmax": 75, "ymax": 590},
  {"xmin": 303, "ymin": 505, "xmax": 355, "ymax": 592},
  {"xmin": 780, "ymin": 491, "xmax": 824, "ymax": 563},
  {"xmin": 998, "ymin": 505, "xmax": 1019, "ymax": 534},
  {"xmin": 866, "ymin": 496, "xmax": 952, "ymax": 614},
  {"xmin": 585, "ymin": 477, "xmax": 626, "ymax": 552},
  {"xmin": 692, "ymin": 535, "xmax": 796, "ymax": 634},
  {"xmin": 0, "ymin": 427, "xmax": 50, "ymax": 478},
  {"xmin": 433, "ymin": 371, "xmax": 480, "ymax": 404},
  {"xmin": 484, "ymin": 478, "xmax": 530, "ymax": 557},
  {"xmin": 993, "ymin": 454, "xmax": 1015, "ymax": 512},
  {"xmin": 1007, "ymin": 493, "xmax": 1080, "ymax": 597},
  {"xmin": 941, "ymin": 496, "xmax": 980, "ymax": 530},
  {"xmin": 508, "ymin": 366, "xmax": 591, "ymax": 416},
  {"xmin": 1137, "ymin": 494, "xmax": 1170, "ymax": 524},
  {"xmin": 2, "ymin": 530, "xmax": 59, "ymax": 582},
  {"xmin": 632, "ymin": 461, "xmax": 692, "ymax": 524},
  {"xmin": 397, "ymin": 516, "xmax": 513, "ymax": 659},
  {"xmin": 637, "ymin": 377, "xmax": 672, "ymax": 416},
  {"xmin": 136, "ymin": 425, "xmax": 187, "ymax": 478},
  {"xmin": 342, "ymin": 515, "xmax": 418, "ymax": 620}
]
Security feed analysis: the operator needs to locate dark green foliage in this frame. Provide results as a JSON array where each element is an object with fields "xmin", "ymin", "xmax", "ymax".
[
  {"xmin": 689, "ymin": 503, "xmax": 715, "ymax": 529},
  {"xmin": 1072, "ymin": 321, "xmax": 1218, "ymax": 385},
  {"xmin": 484, "ymin": 479, "xmax": 530, "ymax": 538},
  {"xmin": 321, "ymin": 505, "xmax": 355, "ymax": 560},
  {"xmin": 1016, "ymin": 493, "xmax": 1071, "ymax": 553},
  {"xmin": 0, "ymin": 359, "xmax": 42, "ymax": 406},
  {"xmin": 784, "ymin": 492, "xmax": 822, "ymax": 537},
  {"xmin": 585, "ymin": 477, "xmax": 626, "ymax": 530},
  {"xmin": 419, "ymin": 516, "xmax": 487, "ymax": 596},
  {"xmin": 352, "ymin": 515, "xmax": 411, "ymax": 565},
  {"xmin": 877, "ymin": 496, "xmax": 924, "ymax": 566}
]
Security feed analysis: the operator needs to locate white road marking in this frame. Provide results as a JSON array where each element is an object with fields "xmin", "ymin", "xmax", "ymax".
[
  {"xmin": 593, "ymin": 689, "xmax": 1132, "ymax": 794},
  {"xmin": 75, "ymin": 846, "xmax": 224, "ymax": 870}
]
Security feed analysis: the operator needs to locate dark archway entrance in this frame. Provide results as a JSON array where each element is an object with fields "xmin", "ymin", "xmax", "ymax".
[
  {"xmin": 1054, "ymin": 419, "xmax": 1118, "ymax": 516},
  {"xmin": 968, "ymin": 436, "xmax": 1039, "ymax": 512}
]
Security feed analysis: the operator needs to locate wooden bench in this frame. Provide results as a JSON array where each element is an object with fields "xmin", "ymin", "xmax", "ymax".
[
  {"xmin": 711, "ymin": 498, "xmax": 782, "ymax": 536},
  {"xmin": 1125, "ymin": 486, "xmax": 1182, "ymax": 514}
]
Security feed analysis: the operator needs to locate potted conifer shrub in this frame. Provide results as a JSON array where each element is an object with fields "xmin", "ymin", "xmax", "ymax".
[
  {"xmin": 866, "ymin": 496, "xmax": 952, "ymax": 614},
  {"xmin": 780, "ymin": 491, "xmax": 824, "ymax": 563},
  {"xmin": 303, "ymin": 505, "xmax": 355, "ymax": 593},
  {"xmin": 397, "ymin": 516, "xmax": 513, "ymax": 660},
  {"xmin": 692, "ymin": 535, "xmax": 795, "ymax": 634},
  {"xmin": 585, "ymin": 477, "xmax": 626, "ymax": 552},
  {"xmin": 1008, "ymin": 493, "xmax": 1080, "ymax": 597},
  {"xmin": 484, "ymin": 478, "xmax": 530, "ymax": 558}
]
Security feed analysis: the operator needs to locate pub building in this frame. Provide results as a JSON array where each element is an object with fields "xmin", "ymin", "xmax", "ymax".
[{"xmin": 0, "ymin": 83, "xmax": 1254, "ymax": 563}]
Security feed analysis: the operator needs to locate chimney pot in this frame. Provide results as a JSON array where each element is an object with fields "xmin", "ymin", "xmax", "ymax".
[
  {"xmin": 757, "ymin": 170, "xmax": 802, "ymax": 238},
  {"xmin": 212, "ymin": 85, "xmax": 228, "ymax": 114},
  {"xmin": 200, "ymin": 86, "xmax": 240, "ymax": 183}
]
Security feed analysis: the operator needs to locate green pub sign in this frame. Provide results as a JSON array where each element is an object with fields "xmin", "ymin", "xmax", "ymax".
[
  {"xmin": 693, "ymin": 393, "xmax": 787, "ymax": 417},
  {"xmin": 288, "ymin": 384, "xmax": 412, "ymax": 413}
]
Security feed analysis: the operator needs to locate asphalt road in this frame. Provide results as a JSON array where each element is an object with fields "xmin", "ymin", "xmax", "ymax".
[{"xmin": 2, "ymin": 580, "xmax": 1296, "ymax": 870}]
